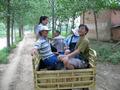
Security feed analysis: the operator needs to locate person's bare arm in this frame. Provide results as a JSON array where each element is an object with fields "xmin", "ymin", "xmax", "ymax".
[
  {"xmin": 67, "ymin": 48, "xmax": 80, "ymax": 58},
  {"xmin": 60, "ymin": 48, "xmax": 80, "ymax": 65}
]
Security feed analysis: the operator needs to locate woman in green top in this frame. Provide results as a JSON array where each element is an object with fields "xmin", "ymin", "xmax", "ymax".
[{"xmin": 59, "ymin": 24, "xmax": 90, "ymax": 70}]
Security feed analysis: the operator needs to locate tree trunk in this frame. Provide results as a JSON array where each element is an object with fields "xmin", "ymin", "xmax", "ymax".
[
  {"xmin": 19, "ymin": 16, "xmax": 24, "ymax": 39},
  {"xmin": 19, "ymin": 26, "xmax": 22, "ymax": 38},
  {"xmin": 54, "ymin": 18, "xmax": 57, "ymax": 30},
  {"xmin": 93, "ymin": 11, "xmax": 99, "ymax": 41},
  {"xmin": 6, "ymin": 0, "xmax": 11, "ymax": 47},
  {"xmin": 51, "ymin": 0, "xmax": 55, "ymax": 37},
  {"xmin": 19, "ymin": 24, "xmax": 23, "ymax": 38},
  {"xmin": 14, "ymin": 27, "xmax": 16, "ymax": 42},
  {"xmin": 66, "ymin": 23, "xmax": 68, "ymax": 36},
  {"xmin": 21, "ymin": 25, "xmax": 24, "ymax": 38},
  {"xmin": 11, "ymin": 13, "xmax": 14, "ymax": 45},
  {"xmin": 59, "ymin": 22, "xmax": 62, "ymax": 34},
  {"xmin": 21, "ymin": 17, "xmax": 24, "ymax": 38},
  {"xmin": 83, "ymin": 11, "xmax": 85, "ymax": 24},
  {"xmin": 71, "ymin": 13, "xmax": 75, "ymax": 29}
]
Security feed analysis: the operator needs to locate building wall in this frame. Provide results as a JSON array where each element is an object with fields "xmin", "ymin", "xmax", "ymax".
[
  {"xmin": 81, "ymin": 10, "xmax": 112, "ymax": 41},
  {"xmin": 111, "ymin": 10, "xmax": 120, "ymax": 26}
]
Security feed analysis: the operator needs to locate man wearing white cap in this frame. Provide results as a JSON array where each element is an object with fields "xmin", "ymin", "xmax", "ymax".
[
  {"xmin": 32, "ymin": 26, "xmax": 59, "ymax": 70},
  {"xmin": 64, "ymin": 28, "xmax": 80, "ymax": 53}
]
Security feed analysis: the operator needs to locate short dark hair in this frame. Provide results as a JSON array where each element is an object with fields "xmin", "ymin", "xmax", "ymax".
[
  {"xmin": 79, "ymin": 24, "xmax": 89, "ymax": 33},
  {"xmin": 39, "ymin": 16, "xmax": 48, "ymax": 24},
  {"xmin": 55, "ymin": 30, "xmax": 60, "ymax": 34}
]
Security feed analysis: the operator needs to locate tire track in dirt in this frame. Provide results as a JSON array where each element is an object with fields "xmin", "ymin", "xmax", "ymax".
[
  {"xmin": 0, "ymin": 33, "xmax": 35, "ymax": 90},
  {"xmin": 96, "ymin": 63, "xmax": 120, "ymax": 90}
]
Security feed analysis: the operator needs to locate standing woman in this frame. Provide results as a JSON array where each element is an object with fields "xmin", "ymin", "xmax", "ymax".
[{"xmin": 34, "ymin": 16, "xmax": 48, "ymax": 39}]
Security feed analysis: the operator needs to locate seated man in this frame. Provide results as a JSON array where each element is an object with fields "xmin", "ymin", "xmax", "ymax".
[
  {"xmin": 59, "ymin": 24, "xmax": 90, "ymax": 70},
  {"xmin": 52, "ymin": 30, "xmax": 65, "ymax": 55},
  {"xmin": 32, "ymin": 26, "xmax": 59, "ymax": 70}
]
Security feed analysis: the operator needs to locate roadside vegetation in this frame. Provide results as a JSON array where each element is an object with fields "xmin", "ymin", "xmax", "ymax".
[
  {"xmin": 0, "ymin": 37, "xmax": 23, "ymax": 64},
  {"xmin": 90, "ymin": 40, "xmax": 120, "ymax": 64}
]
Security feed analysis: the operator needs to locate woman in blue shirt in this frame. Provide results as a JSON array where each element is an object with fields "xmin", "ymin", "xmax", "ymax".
[{"xmin": 64, "ymin": 28, "xmax": 80, "ymax": 52}]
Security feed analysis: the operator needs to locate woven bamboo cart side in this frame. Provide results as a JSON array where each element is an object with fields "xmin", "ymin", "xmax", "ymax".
[{"xmin": 32, "ymin": 49, "xmax": 97, "ymax": 90}]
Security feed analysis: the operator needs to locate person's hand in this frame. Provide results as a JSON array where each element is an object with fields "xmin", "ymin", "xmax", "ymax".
[
  {"xmin": 62, "ymin": 55, "xmax": 69, "ymax": 65},
  {"xmin": 58, "ymin": 55, "xmax": 65, "ymax": 61},
  {"xmin": 64, "ymin": 49, "xmax": 71, "ymax": 55},
  {"xmin": 31, "ymin": 48, "xmax": 38, "ymax": 56},
  {"xmin": 58, "ymin": 55, "xmax": 70, "ymax": 65}
]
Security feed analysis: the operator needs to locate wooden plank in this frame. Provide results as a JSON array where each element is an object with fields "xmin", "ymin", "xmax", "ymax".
[
  {"xmin": 36, "ymin": 68, "xmax": 94, "ymax": 74},
  {"xmin": 36, "ymin": 83, "xmax": 95, "ymax": 90},
  {"xmin": 37, "ymin": 75, "xmax": 94, "ymax": 80},
  {"xmin": 37, "ymin": 80, "xmax": 94, "ymax": 85}
]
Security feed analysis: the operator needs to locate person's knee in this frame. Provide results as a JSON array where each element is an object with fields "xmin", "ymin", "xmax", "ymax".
[
  {"xmin": 64, "ymin": 49, "xmax": 71, "ymax": 55},
  {"xmin": 66, "ymin": 63, "xmax": 74, "ymax": 70}
]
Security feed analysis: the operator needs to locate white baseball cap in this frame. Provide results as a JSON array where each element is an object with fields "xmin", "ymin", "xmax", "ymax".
[
  {"xmin": 40, "ymin": 26, "xmax": 50, "ymax": 32},
  {"xmin": 71, "ymin": 28, "xmax": 79, "ymax": 36}
]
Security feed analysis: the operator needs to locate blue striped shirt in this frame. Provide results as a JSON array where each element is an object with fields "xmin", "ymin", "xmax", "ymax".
[{"xmin": 34, "ymin": 36, "xmax": 54, "ymax": 60}]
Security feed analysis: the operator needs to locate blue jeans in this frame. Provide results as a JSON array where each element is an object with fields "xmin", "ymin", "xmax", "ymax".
[
  {"xmin": 59, "ymin": 52, "xmax": 64, "ymax": 55},
  {"xmin": 43, "ymin": 55, "xmax": 58, "ymax": 67}
]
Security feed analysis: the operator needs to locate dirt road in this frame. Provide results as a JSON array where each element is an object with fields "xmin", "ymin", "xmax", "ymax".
[
  {"xmin": 0, "ymin": 33, "xmax": 120, "ymax": 90},
  {"xmin": 0, "ymin": 33, "xmax": 35, "ymax": 90}
]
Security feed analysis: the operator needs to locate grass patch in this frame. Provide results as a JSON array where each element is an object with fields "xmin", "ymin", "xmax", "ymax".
[
  {"xmin": 0, "ymin": 48, "xmax": 10, "ymax": 64},
  {"xmin": 90, "ymin": 40, "xmax": 120, "ymax": 64},
  {"xmin": 0, "ymin": 37, "xmax": 23, "ymax": 64},
  {"xmin": 16, "ymin": 36, "xmax": 23, "ymax": 44},
  {"xmin": 0, "ymin": 46, "xmax": 17, "ymax": 64}
]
